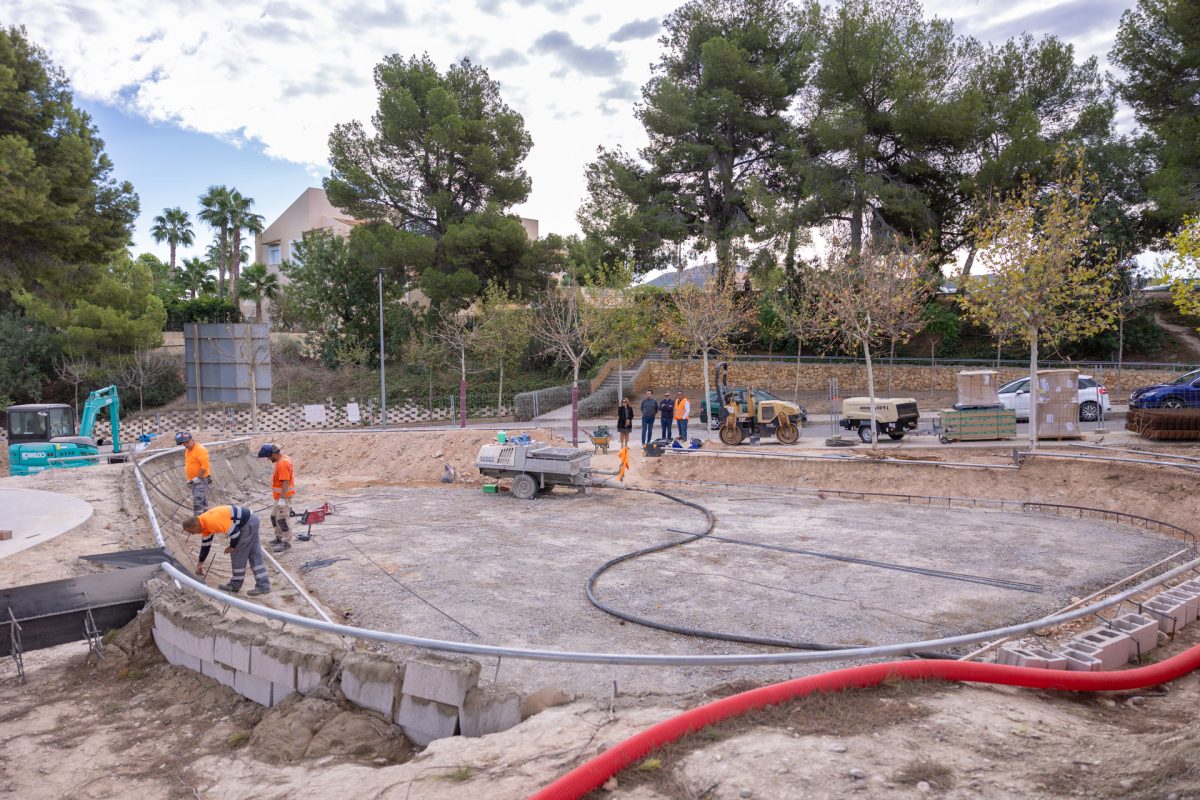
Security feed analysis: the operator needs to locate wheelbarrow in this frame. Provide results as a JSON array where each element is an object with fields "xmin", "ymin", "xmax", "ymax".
[{"xmin": 586, "ymin": 429, "xmax": 611, "ymax": 455}]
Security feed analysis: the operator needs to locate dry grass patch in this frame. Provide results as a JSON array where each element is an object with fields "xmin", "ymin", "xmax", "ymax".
[{"xmin": 893, "ymin": 758, "xmax": 955, "ymax": 790}]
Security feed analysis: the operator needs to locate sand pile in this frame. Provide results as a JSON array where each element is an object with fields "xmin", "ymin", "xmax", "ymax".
[{"xmin": 246, "ymin": 429, "xmax": 559, "ymax": 489}]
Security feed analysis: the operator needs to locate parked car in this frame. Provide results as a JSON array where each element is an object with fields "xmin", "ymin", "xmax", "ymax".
[
  {"xmin": 699, "ymin": 388, "xmax": 808, "ymax": 429},
  {"xmin": 1128, "ymin": 368, "xmax": 1200, "ymax": 409},
  {"xmin": 997, "ymin": 375, "xmax": 1111, "ymax": 422}
]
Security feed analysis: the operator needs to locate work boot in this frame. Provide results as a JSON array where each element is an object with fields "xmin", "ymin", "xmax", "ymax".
[
  {"xmin": 272, "ymin": 541, "xmax": 290, "ymax": 553},
  {"xmin": 217, "ymin": 582, "xmax": 240, "ymax": 594},
  {"xmin": 247, "ymin": 584, "xmax": 271, "ymax": 596}
]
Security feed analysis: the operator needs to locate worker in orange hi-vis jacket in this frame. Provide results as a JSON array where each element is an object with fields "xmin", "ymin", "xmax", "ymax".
[
  {"xmin": 176, "ymin": 431, "xmax": 212, "ymax": 515},
  {"xmin": 260, "ymin": 444, "xmax": 297, "ymax": 553},
  {"xmin": 182, "ymin": 505, "xmax": 270, "ymax": 596}
]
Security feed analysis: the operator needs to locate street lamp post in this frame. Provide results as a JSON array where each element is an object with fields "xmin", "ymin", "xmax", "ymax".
[{"xmin": 378, "ymin": 268, "xmax": 386, "ymax": 428}]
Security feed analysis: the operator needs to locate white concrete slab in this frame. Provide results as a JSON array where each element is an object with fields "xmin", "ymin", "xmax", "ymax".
[{"xmin": 0, "ymin": 488, "xmax": 93, "ymax": 561}]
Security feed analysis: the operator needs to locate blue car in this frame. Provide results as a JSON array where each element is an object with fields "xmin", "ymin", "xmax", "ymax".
[{"xmin": 1129, "ymin": 368, "xmax": 1200, "ymax": 409}]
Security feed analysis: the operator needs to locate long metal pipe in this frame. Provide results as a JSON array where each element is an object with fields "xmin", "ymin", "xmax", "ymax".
[
  {"xmin": 664, "ymin": 448, "xmax": 1018, "ymax": 471},
  {"xmin": 1020, "ymin": 450, "xmax": 1200, "ymax": 473},
  {"xmin": 158, "ymin": 555, "xmax": 1200, "ymax": 666}
]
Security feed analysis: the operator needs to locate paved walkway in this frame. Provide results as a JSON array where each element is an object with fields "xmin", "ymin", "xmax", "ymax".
[{"xmin": 0, "ymin": 488, "xmax": 94, "ymax": 561}]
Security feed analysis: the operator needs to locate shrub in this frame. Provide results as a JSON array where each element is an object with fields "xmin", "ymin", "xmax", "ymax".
[{"xmin": 166, "ymin": 297, "xmax": 241, "ymax": 329}]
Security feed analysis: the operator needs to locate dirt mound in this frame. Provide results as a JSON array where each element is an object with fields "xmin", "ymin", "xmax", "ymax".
[
  {"xmin": 247, "ymin": 695, "xmax": 412, "ymax": 764},
  {"xmin": 247, "ymin": 429, "xmax": 558, "ymax": 489}
]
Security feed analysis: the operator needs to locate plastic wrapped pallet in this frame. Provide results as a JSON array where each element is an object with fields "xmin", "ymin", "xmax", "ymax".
[
  {"xmin": 1037, "ymin": 402, "xmax": 1081, "ymax": 439},
  {"xmin": 1035, "ymin": 369, "xmax": 1078, "ymax": 405},
  {"xmin": 956, "ymin": 370, "xmax": 1000, "ymax": 408}
]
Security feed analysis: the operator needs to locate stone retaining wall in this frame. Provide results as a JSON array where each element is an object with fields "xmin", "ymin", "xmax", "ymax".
[
  {"xmin": 147, "ymin": 577, "xmax": 522, "ymax": 746},
  {"xmin": 634, "ymin": 360, "xmax": 1183, "ymax": 397}
]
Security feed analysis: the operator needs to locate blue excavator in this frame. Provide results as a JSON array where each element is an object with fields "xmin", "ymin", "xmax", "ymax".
[{"xmin": 6, "ymin": 385, "xmax": 128, "ymax": 476}]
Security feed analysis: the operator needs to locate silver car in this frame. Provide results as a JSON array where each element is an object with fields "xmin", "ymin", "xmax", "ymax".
[{"xmin": 997, "ymin": 375, "xmax": 1112, "ymax": 422}]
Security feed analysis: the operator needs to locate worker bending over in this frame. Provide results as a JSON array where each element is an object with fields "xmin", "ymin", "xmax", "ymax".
[
  {"xmin": 182, "ymin": 505, "xmax": 271, "ymax": 596},
  {"xmin": 177, "ymin": 431, "xmax": 211, "ymax": 515},
  {"xmin": 260, "ymin": 443, "xmax": 297, "ymax": 553}
]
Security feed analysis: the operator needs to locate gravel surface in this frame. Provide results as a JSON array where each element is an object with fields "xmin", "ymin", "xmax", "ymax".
[{"xmin": 278, "ymin": 484, "xmax": 1180, "ymax": 700}]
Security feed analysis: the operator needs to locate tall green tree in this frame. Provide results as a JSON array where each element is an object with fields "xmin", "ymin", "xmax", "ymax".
[
  {"xmin": 801, "ymin": 0, "xmax": 977, "ymax": 257},
  {"xmin": 198, "ymin": 185, "xmax": 232, "ymax": 296},
  {"xmin": 281, "ymin": 227, "xmax": 410, "ymax": 367},
  {"xmin": 0, "ymin": 26, "xmax": 139, "ymax": 307},
  {"xmin": 583, "ymin": 0, "xmax": 821, "ymax": 286},
  {"xmin": 238, "ymin": 262, "xmax": 280, "ymax": 323},
  {"xmin": 17, "ymin": 254, "xmax": 167, "ymax": 356},
  {"xmin": 225, "ymin": 190, "xmax": 264, "ymax": 302},
  {"xmin": 326, "ymin": 54, "xmax": 532, "ymax": 295},
  {"xmin": 1112, "ymin": 0, "xmax": 1200, "ymax": 233},
  {"xmin": 149, "ymin": 207, "xmax": 194, "ymax": 269},
  {"xmin": 177, "ymin": 256, "xmax": 215, "ymax": 300}
]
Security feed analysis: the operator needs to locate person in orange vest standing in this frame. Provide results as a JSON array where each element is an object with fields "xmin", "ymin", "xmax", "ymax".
[
  {"xmin": 177, "ymin": 431, "xmax": 212, "ymax": 516},
  {"xmin": 260, "ymin": 443, "xmax": 297, "ymax": 553},
  {"xmin": 674, "ymin": 393, "xmax": 691, "ymax": 441},
  {"xmin": 181, "ymin": 504, "xmax": 270, "ymax": 595}
]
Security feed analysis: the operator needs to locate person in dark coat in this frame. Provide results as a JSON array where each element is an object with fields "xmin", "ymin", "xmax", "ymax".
[
  {"xmin": 640, "ymin": 389, "xmax": 658, "ymax": 446},
  {"xmin": 616, "ymin": 398, "xmax": 634, "ymax": 448},
  {"xmin": 659, "ymin": 392, "xmax": 674, "ymax": 441}
]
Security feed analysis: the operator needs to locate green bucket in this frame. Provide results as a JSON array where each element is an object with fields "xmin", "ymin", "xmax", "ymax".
[{"xmin": 482, "ymin": 484, "xmax": 499, "ymax": 493}]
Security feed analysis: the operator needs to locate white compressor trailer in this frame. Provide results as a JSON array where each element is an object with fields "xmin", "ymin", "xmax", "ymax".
[{"xmin": 476, "ymin": 441, "xmax": 594, "ymax": 499}]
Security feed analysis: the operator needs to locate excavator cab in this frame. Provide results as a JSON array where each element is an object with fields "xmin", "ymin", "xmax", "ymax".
[{"xmin": 7, "ymin": 386, "xmax": 124, "ymax": 476}]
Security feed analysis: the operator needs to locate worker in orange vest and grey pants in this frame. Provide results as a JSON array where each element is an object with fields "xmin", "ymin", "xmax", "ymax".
[
  {"xmin": 177, "ymin": 431, "xmax": 211, "ymax": 515},
  {"xmin": 182, "ymin": 505, "xmax": 270, "ymax": 595},
  {"xmin": 674, "ymin": 394, "xmax": 691, "ymax": 440},
  {"xmin": 259, "ymin": 443, "xmax": 297, "ymax": 553}
]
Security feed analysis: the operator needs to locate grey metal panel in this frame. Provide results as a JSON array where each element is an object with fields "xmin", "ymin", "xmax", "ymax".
[{"xmin": 183, "ymin": 323, "xmax": 272, "ymax": 404}]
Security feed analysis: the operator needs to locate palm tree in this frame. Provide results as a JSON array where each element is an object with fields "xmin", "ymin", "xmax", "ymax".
[
  {"xmin": 179, "ymin": 257, "xmax": 216, "ymax": 300},
  {"xmin": 239, "ymin": 262, "xmax": 280, "ymax": 322},
  {"xmin": 198, "ymin": 185, "xmax": 232, "ymax": 296},
  {"xmin": 226, "ymin": 189, "xmax": 265, "ymax": 302},
  {"xmin": 149, "ymin": 207, "xmax": 194, "ymax": 269}
]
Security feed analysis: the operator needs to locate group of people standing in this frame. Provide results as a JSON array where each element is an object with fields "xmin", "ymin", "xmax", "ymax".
[
  {"xmin": 174, "ymin": 432, "xmax": 301, "ymax": 597},
  {"xmin": 616, "ymin": 389, "xmax": 691, "ymax": 447}
]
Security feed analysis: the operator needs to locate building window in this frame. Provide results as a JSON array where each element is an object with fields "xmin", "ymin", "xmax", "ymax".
[{"xmin": 267, "ymin": 245, "xmax": 281, "ymax": 266}]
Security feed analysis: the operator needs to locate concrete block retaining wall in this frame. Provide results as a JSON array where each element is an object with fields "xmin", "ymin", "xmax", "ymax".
[
  {"xmin": 147, "ymin": 578, "xmax": 523, "ymax": 745},
  {"xmin": 996, "ymin": 583, "xmax": 1199, "ymax": 671}
]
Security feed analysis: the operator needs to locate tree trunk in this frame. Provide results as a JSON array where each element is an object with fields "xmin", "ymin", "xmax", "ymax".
[
  {"xmin": 459, "ymin": 349, "xmax": 467, "ymax": 428},
  {"xmin": 888, "ymin": 339, "xmax": 896, "ymax": 395},
  {"xmin": 246, "ymin": 324, "xmax": 258, "ymax": 432},
  {"xmin": 960, "ymin": 244, "xmax": 977, "ymax": 282},
  {"xmin": 617, "ymin": 361, "xmax": 624, "ymax": 405},
  {"xmin": 255, "ymin": 299, "xmax": 263, "ymax": 324},
  {"xmin": 1028, "ymin": 326, "xmax": 1039, "ymax": 450},
  {"xmin": 1117, "ymin": 316, "xmax": 1125, "ymax": 388},
  {"xmin": 996, "ymin": 338, "xmax": 1002, "ymax": 369},
  {"xmin": 230, "ymin": 228, "xmax": 241, "ymax": 302},
  {"xmin": 498, "ymin": 360, "xmax": 504, "ymax": 419},
  {"xmin": 766, "ymin": 340, "xmax": 773, "ymax": 391},
  {"xmin": 715, "ymin": 238, "xmax": 734, "ymax": 289},
  {"xmin": 701, "ymin": 346, "xmax": 713, "ymax": 441},
  {"xmin": 218, "ymin": 229, "xmax": 228, "ymax": 297},
  {"xmin": 794, "ymin": 339, "xmax": 802, "ymax": 399},
  {"xmin": 169, "ymin": 242, "xmax": 177, "ymax": 270},
  {"xmin": 571, "ymin": 367, "xmax": 580, "ymax": 446},
  {"xmin": 864, "ymin": 337, "xmax": 878, "ymax": 451}
]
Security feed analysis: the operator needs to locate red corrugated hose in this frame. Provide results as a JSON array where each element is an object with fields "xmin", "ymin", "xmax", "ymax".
[{"xmin": 529, "ymin": 642, "xmax": 1200, "ymax": 800}]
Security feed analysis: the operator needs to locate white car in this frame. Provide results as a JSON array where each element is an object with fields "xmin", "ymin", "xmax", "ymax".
[{"xmin": 997, "ymin": 375, "xmax": 1111, "ymax": 422}]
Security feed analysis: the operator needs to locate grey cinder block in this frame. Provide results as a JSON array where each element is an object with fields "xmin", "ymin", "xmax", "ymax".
[
  {"xmin": 396, "ymin": 693, "xmax": 459, "ymax": 746},
  {"xmin": 459, "ymin": 688, "xmax": 521, "ymax": 738},
  {"xmin": 402, "ymin": 656, "xmax": 481, "ymax": 707}
]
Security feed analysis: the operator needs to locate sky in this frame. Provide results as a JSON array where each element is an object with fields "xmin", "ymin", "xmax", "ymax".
[{"xmin": 7, "ymin": 0, "xmax": 1140, "ymax": 266}]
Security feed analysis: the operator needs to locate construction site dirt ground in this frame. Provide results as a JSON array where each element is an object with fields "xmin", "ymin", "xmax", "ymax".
[{"xmin": 3, "ymin": 429, "xmax": 1200, "ymax": 799}]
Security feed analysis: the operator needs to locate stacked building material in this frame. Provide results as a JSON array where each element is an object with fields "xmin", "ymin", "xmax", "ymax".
[
  {"xmin": 955, "ymin": 370, "xmax": 1001, "ymax": 409},
  {"xmin": 1127, "ymin": 408, "xmax": 1200, "ymax": 440},
  {"xmin": 1035, "ymin": 369, "xmax": 1081, "ymax": 439}
]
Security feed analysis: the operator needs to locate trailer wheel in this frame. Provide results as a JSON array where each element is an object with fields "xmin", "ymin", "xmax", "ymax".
[
  {"xmin": 776, "ymin": 421, "xmax": 800, "ymax": 445},
  {"xmin": 939, "ymin": 435, "xmax": 950, "ymax": 444},
  {"xmin": 857, "ymin": 425, "xmax": 873, "ymax": 443},
  {"xmin": 511, "ymin": 473, "xmax": 538, "ymax": 500},
  {"xmin": 719, "ymin": 424, "xmax": 744, "ymax": 445}
]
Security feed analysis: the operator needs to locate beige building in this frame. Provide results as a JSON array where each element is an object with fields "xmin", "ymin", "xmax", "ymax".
[
  {"xmin": 255, "ymin": 187, "xmax": 360, "ymax": 272},
  {"xmin": 256, "ymin": 187, "xmax": 540, "ymax": 274}
]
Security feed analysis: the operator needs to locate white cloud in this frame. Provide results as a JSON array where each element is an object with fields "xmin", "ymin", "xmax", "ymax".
[
  {"xmin": 9, "ymin": 0, "xmax": 1134, "ymax": 240},
  {"xmin": 10, "ymin": 0, "xmax": 681, "ymax": 239}
]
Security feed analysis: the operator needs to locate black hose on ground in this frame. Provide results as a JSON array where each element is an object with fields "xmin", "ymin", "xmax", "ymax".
[{"xmin": 585, "ymin": 485, "xmax": 954, "ymax": 658}]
